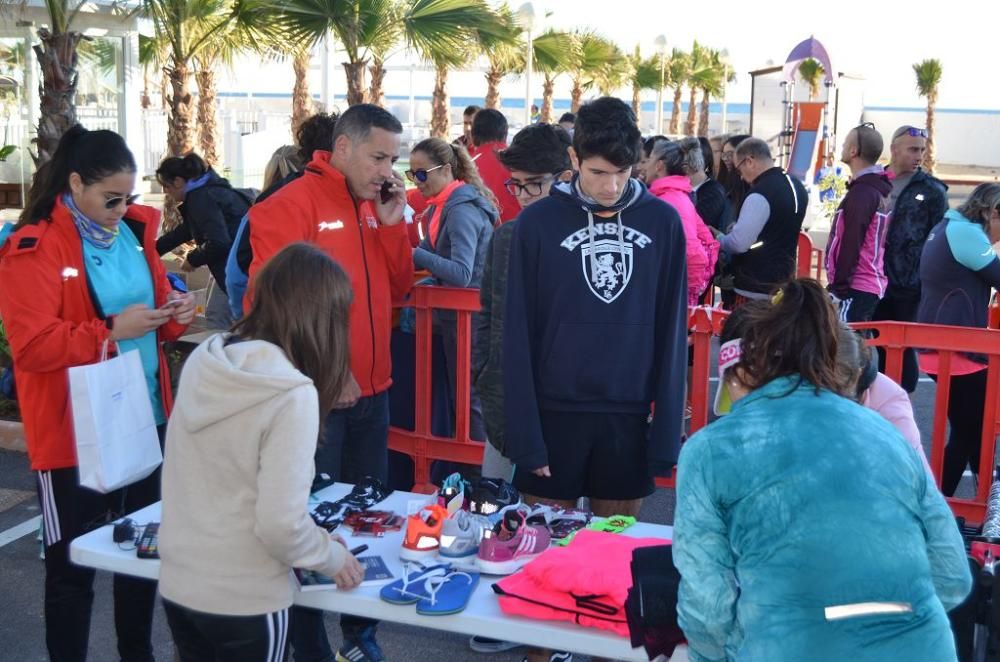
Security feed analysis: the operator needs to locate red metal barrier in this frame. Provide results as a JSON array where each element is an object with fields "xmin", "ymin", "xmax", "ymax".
[
  {"xmin": 390, "ymin": 287, "xmax": 1000, "ymax": 524},
  {"xmin": 796, "ymin": 232, "xmax": 825, "ymax": 281},
  {"xmin": 388, "ymin": 285, "xmax": 484, "ymax": 494}
]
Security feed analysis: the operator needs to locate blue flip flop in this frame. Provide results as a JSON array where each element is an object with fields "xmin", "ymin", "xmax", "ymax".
[
  {"xmin": 415, "ymin": 570, "xmax": 480, "ymax": 616},
  {"xmin": 379, "ymin": 563, "xmax": 451, "ymax": 605}
]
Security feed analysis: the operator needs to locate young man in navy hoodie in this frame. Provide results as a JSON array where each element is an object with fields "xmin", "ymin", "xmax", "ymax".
[{"xmin": 503, "ymin": 97, "xmax": 689, "ymax": 518}]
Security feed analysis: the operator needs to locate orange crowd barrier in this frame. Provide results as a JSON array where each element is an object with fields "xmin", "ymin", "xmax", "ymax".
[{"xmin": 391, "ymin": 284, "xmax": 999, "ymax": 525}]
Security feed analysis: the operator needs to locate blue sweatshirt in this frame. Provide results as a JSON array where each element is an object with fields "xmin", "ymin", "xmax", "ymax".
[{"xmin": 502, "ymin": 177, "xmax": 689, "ymax": 474}]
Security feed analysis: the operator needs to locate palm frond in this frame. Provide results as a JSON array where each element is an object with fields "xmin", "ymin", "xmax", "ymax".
[{"xmin": 913, "ymin": 58, "xmax": 942, "ymax": 97}]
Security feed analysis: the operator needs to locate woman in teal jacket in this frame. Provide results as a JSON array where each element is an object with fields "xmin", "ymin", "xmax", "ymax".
[{"xmin": 673, "ymin": 279, "xmax": 971, "ymax": 662}]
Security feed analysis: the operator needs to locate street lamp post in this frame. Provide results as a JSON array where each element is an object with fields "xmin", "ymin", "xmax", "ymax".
[
  {"xmin": 720, "ymin": 48, "xmax": 731, "ymax": 135},
  {"xmin": 517, "ymin": 3, "xmax": 537, "ymax": 126},
  {"xmin": 654, "ymin": 35, "xmax": 667, "ymax": 134}
]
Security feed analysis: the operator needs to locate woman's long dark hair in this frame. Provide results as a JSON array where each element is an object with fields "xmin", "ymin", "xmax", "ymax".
[
  {"xmin": 156, "ymin": 152, "xmax": 208, "ymax": 183},
  {"xmin": 734, "ymin": 279, "xmax": 841, "ymax": 394},
  {"xmin": 232, "ymin": 243, "xmax": 353, "ymax": 415},
  {"xmin": 18, "ymin": 125, "xmax": 136, "ymax": 228}
]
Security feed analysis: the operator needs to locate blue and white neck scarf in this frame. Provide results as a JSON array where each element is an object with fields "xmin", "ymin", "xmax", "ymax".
[{"xmin": 64, "ymin": 193, "xmax": 118, "ymax": 250}]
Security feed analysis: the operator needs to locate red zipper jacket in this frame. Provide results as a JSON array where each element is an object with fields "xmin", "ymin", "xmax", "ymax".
[
  {"xmin": 0, "ymin": 200, "xmax": 188, "ymax": 471},
  {"xmin": 247, "ymin": 151, "xmax": 414, "ymax": 396},
  {"xmin": 473, "ymin": 141, "xmax": 520, "ymax": 223}
]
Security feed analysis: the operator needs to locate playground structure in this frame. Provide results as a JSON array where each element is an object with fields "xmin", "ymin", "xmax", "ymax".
[{"xmin": 749, "ymin": 36, "xmax": 866, "ymax": 227}]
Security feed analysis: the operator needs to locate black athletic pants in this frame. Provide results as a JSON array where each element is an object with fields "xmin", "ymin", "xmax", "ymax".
[
  {"xmin": 930, "ymin": 370, "xmax": 989, "ymax": 496},
  {"xmin": 164, "ymin": 599, "xmax": 289, "ymax": 662},
  {"xmin": 872, "ymin": 290, "xmax": 921, "ymax": 392},
  {"xmin": 36, "ymin": 431, "xmax": 163, "ymax": 662}
]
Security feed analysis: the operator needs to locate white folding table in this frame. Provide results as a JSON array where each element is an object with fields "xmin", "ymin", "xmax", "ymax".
[{"xmin": 70, "ymin": 483, "xmax": 686, "ymax": 661}]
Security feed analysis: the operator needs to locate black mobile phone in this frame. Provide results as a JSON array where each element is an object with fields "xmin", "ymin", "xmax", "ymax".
[
  {"xmin": 136, "ymin": 522, "xmax": 159, "ymax": 559},
  {"xmin": 379, "ymin": 181, "xmax": 394, "ymax": 204}
]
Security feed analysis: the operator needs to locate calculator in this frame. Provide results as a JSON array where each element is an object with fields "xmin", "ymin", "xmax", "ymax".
[{"xmin": 136, "ymin": 522, "xmax": 159, "ymax": 559}]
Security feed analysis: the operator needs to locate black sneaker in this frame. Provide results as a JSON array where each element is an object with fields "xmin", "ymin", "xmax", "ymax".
[{"xmin": 468, "ymin": 477, "xmax": 520, "ymax": 521}]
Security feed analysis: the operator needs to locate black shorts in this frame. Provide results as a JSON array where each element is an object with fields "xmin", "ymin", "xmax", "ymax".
[{"xmin": 513, "ymin": 410, "xmax": 655, "ymax": 501}]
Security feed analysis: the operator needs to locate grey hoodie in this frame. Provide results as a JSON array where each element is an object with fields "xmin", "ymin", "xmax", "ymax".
[
  {"xmin": 413, "ymin": 183, "xmax": 498, "ymax": 289},
  {"xmin": 159, "ymin": 334, "xmax": 347, "ymax": 615}
]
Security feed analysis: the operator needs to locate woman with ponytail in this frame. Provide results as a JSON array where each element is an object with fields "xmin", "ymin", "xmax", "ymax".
[
  {"xmin": 673, "ymin": 278, "xmax": 971, "ymax": 662},
  {"xmin": 0, "ymin": 125, "xmax": 195, "ymax": 660},
  {"xmin": 407, "ymin": 137, "xmax": 497, "ymax": 443}
]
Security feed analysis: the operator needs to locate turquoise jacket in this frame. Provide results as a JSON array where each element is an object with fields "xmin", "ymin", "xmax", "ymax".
[{"xmin": 674, "ymin": 376, "xmax": 971, "ymax": 662}]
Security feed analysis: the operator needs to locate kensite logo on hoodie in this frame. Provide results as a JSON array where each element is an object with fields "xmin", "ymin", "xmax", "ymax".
[{"xmin": 560, "ymin": 222, "xmax": 653, "ymax": 303}]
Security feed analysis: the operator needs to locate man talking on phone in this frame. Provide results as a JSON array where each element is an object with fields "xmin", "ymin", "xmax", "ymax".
[{"xmin": 247, "ymin": 104, "xmax": 413, "ymax": 662}]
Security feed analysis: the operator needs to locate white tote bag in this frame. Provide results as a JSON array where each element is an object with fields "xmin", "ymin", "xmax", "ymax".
[{"xmin": 68, "ymin": 342, "xmax": 162, "ymax": 493}]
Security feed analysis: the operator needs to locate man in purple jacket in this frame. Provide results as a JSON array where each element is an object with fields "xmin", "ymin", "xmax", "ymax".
[{"xmin": 825, "ymin": 123, "xmax": 893, "ymax": 322}]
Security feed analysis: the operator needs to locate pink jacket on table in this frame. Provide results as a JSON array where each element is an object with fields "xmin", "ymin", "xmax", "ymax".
[
  {"xmin": 648, "ymin": 175, "xmax": 719, "ymax": 305},
  {"xmin": 863, "ymin": 372, "xmax": 932, "ymax": 476}
]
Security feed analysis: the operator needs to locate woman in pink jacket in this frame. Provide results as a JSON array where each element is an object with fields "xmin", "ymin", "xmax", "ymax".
[{"xmin": 641, "ymin": 137, "xmax": 719, "ymax": 305}]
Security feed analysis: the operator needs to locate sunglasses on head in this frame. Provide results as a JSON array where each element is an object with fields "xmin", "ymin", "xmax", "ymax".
[
  {"xmin": 105, "ymin": 194, "xmax": 140, "ymax": 210},
  {"xmin": 854, "ymin": 122, "xmax": 876, "ymax": 156},
  {"xmin": 894, "ymin": 126, "xmax": 928, "ymax": 140},
  {"xmin": 404, "ymin": 164, "xmax": 444, "ymax": 183}
]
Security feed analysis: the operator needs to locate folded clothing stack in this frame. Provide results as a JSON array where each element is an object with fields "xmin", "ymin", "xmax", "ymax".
[
  {"xmin": 492, "ymin": 529, "xmax": 665, "ymax": 636},
  {"xmin": 625, "ymin": 544, "xmax": 685, "ymax": 660}
]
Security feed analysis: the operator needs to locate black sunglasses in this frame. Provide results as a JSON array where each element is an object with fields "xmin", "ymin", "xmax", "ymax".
[
  {"xmin": 404, "ymin": 164, "xmax": 444, "ymax": 183},
  {"xmin": 105, "ymin": 194, "xmax": 140, "ymax": 210}
]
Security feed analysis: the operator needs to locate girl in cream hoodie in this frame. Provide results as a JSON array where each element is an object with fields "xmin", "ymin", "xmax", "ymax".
[{"xmin": 159, "ymin": 243, "xmax": 363, "ymax": 661}]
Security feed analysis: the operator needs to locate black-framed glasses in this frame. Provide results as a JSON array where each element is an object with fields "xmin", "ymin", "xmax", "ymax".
[
  {"xmin": 404, "ymin": 164, "xmax": 444, "ymax": 183},
  {"xmin": 105, "ymin": 194, "xmax": 140, "ymax": 210},
  {"xmin": 734, "ymin": 157, "xmax": 750, "ymax": 171},
  {"xmin": 504, "ymin": 175, "xmax": 554, "ymax": 197},
  {"xmin": 721, "ymin": 151, "xmax": 735, "ymax": 163}
]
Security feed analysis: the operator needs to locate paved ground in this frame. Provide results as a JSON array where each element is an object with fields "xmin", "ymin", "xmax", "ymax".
[{"xmin": 0, "ymin": 365, "xmax": 977, "ymax": 661}]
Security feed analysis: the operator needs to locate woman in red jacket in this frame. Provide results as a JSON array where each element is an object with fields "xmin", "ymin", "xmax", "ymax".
[{"xmin": 0, "ymin": 126, "xmax": 195, "ymax": 661}]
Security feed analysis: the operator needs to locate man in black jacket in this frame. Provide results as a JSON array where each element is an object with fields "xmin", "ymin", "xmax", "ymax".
[
  {"xmin": 715, "ymin": 138, "xmax": 808, "ymax": 302},
  {"xmin": 873, "ymin": 125, "xmax": 948, "ymax": 392}
]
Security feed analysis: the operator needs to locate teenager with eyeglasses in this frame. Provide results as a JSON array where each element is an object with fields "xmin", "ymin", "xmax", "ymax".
[
  {"xmin": 872, "ymin": 125, "xmax": 948, "ymax": 392},
  {"xmin": 824, "ymin": 122, "xmax": 892, "ymax": 323},
  {"xmin": 0, "ymin": 125, "xmax": 196, "ymax": 662}
]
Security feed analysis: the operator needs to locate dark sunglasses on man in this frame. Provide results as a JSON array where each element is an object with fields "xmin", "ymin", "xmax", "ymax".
[{"xmin": 891, "ymin": 126, "xmax": 929, "ymax": 141}]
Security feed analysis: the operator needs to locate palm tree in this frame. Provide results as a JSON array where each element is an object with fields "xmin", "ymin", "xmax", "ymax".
[
  {"xmin": 693, "ymin": 48, "xmax": 726, "ymax": 136},
  {"xmin": 367, "ymin": 9, "xmax": 402, "ymax": 108},
  {"xmin": 798, "ymin": 58, "xmax": 824, "ymax": 100},
  {"xmin": 141, "ymin": 0, "xmax": 253, "ymax": 157},
  {"xmin": 403, "ymin": 0, "xmax": 504, "ymax": 138},
  {"xmin": 664, "ymin": 48, "xmax": 689, "ymax": 135},
  {"xmin": 913, "ymin": 58, "xmax": 942, "ymax": 173},
  {"xmin": 567, "ymin": 31, "xmax": 619, "ymax": 113},
  {"xmin": 291, "ymin": 47, "xmax": 314, "ymax": 133},
  {"xmin": 21, "ymin": 0, "xmax": 86, "ymax": 164},
  {"xmin": 683, "ymin": 41, "xmax": 708, "ymax": 135},
  {"xmin": 478, "ymin": 3, "xmax": 521, "ymax": 110},
  {"xmin": 533, "ymin": 29, "xmax": 575, "ymax": 124},
  {"xmin": 627, "ymin": 46, "xmax": 659, "ymax": 124}
]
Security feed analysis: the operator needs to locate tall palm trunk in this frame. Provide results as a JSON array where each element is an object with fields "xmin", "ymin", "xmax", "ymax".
[
  {"xmin": 924, "ymin": 91, "xmax": 938, "ymax": 173},
  {"xmin": 570, "ymin": 78, "xmax": 584, "ymax": 113},
  {"xmin": 368, "ymin": 57, "xmax": 387, "ymax": 108},
  {"xmin": 33, "ymin": 27, "xmax": 83, "ymax": 165},
  {"xmin": 160, "ymin": 68, "xmax": 169, "ymax": 110},
  {"xmin": 430, "ymin": 63, "xmax": 450, "ymax": 138},
  {"xmin": 343, "ymin": 60, "xmax": 368, "ymax": 106},
  {"xmin": 669, "ymin": 87, "xmax": 682, "ymax": 134},
  {"xmin": 166, "ymin": 58, "xmax": 195, "ymax": 157},
  {"xmin": 194, "ymin": 57, "xmax": 220, "ymax": 167},
  {"xmin": 684, "ymin": 86, "xmax": 697, "ymax": 135},
  {"xmin": 540, "ymin": 75, "xmax": 555, "ymax": 123},
  {"xmin": 631, "ymin": 84, "xmax": 641, "ymax": 124},
  {"xmin": 698, "ymin": 88, "xmax": 710, "ymax": 137},
  {"xmin": 141, "ymin": 64, "xmax": 151, "ymax": 110},
  {"xmin": 291, "ymin": 48, "xmax": 313, "ymax": 138},
  {"xmin": 484, "ymin": 67, "xmax": 502, "ymax": 109}
]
